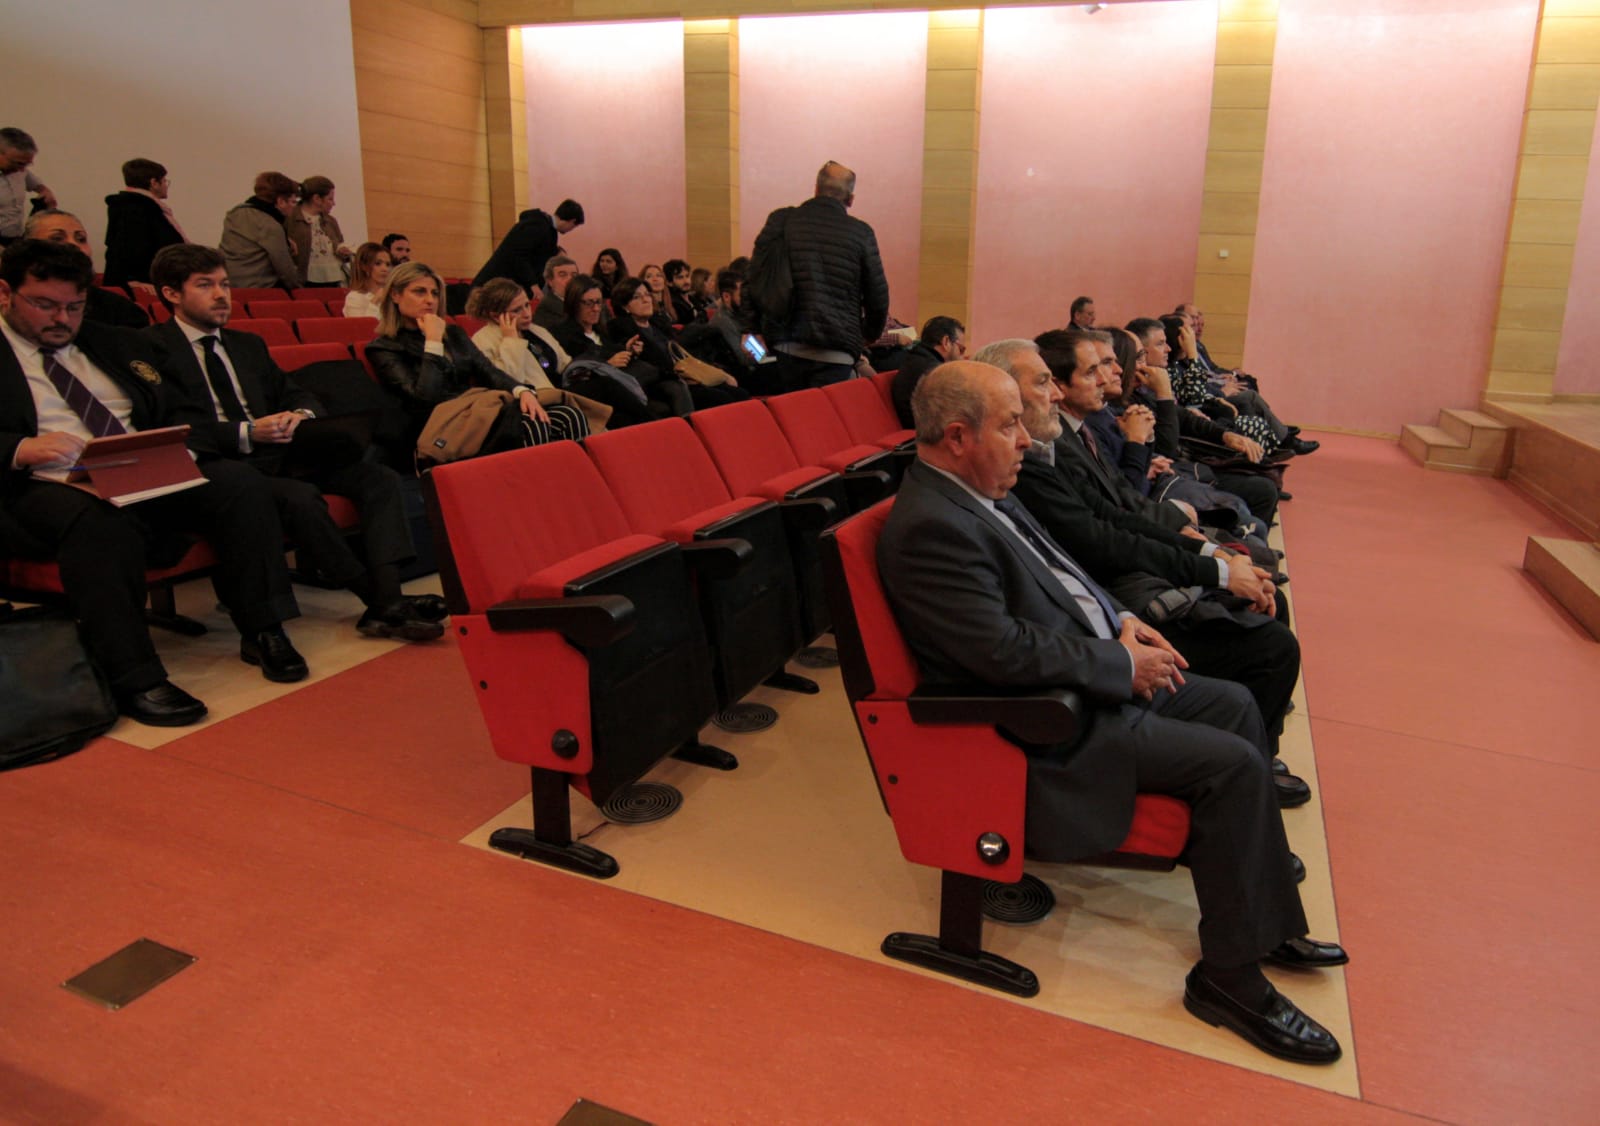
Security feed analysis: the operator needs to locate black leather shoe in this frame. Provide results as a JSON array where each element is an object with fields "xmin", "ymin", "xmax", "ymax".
[
  {"xmin": 1291, "ymin": 853, "xmax": 1306, "ymax": 884},
  {"xmin": 1277, "ymin": 489, "xmax": 1294, "ymax": 500},
  {"xmin": 1275, "ymin": 771, "xmax": 1311, "ymax": 808},
  {"xmin": 406, "ymin": 594, "xmax": 449, "ymax": 622},
  {"xmin": 1272, "ymin": 758, "xmax": 1289, "ymax": 775},
  {"xmin": 1183, "ymin": 965, "xmax": 1342, "ymax": 1064},
  {"xmin": 241, "ymin": 628, "xmax": 309, "ymax": 683},
  {"xmin": 1265, "ymin": 936, "xmax": 1349, "ymax": 969},
  {"xmin": 358, "ymin": 603, "xmax": 444, "ymax": 643},
  {"xmin": 1287, "ymin": 437, "xmax": 1320, "ymax": 455},
  {"xmin": 117, "ymin": 681, "xmax": 207, "ymax": 727}
]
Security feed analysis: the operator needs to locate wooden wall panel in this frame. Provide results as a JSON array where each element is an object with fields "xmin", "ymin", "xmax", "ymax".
[
  {"xmin": 916, "ymin": 8, "xmax": 982, "ymax": 331},
  {"xmin": 1191, "ymin": 0, "xmax": 1278, "ymax": 369},
  {"xmin": 350, "ymin": 0, "xmax": 489, "ymax": 280},
  {"xmin": 1486, "ymin": 7, "xmax": 1600, "ymax": 401},
  {"xmin": 682, "ymin": 20, "xmax": 740, "ymax": 270}
]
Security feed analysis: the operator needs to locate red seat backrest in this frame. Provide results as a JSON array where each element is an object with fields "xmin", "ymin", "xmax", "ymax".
[
  {"xmin": 453, "ymin": 315, "xmax": 487, "ymax": 337},
  {"xmin": 583, "ymin": 419, "xmax": 733, "ymax": 534},
  {"xmin": 823, "ymin": 377, "xmax": 908, "ymax": 446},
  {"xmin": 765, "ymin": 389, "xmax": 856, "ymax": 466},
  {"xmin": 428, "ymin": 442, "xmax": 635, "ymax": 611},
  {"xmin": 229, "ymin": 318, "xmax": 296, "ymax": 347},
  {"xmin": 292, "ymin": 287, "xmax": 347, "ymax": 302},
  {"xmin": 230, "ymin": 287, "xmax": 288, "ymax": 303},
  {"xmin": 828, "ymin": 499, "xmax": 918, "ymax": 701},
  {"xmin": 298, "ymin": 318, "xmax": 378, "ymax": 346},
  {"xmin": 269, "ymin": 342, "xmax": 352, "ymax": 371},
  {"xmin": 688, "ymin": 399, "xmax": 805, "ymax": 498},
  {"xmin": 249, "ymin": 300, "xmax": 326, "ymax": 321}
]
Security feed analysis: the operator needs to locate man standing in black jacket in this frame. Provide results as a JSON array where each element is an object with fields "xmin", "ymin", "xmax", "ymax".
[
  {"xmin": 750, "ymin": 161, "xmax": 889, "ymax": 392},
  {"xmin": 472, "ymin": 200, "xmax": 584, "ymax": 291},
  {"xmin": 103, "ymin": 158, "xmax": 186, "ymax": 290}
]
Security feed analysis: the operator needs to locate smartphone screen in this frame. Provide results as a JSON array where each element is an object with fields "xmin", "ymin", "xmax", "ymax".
[{"xmin": 742, "ymin": 335, "xmax": 768, "ymax": 363}]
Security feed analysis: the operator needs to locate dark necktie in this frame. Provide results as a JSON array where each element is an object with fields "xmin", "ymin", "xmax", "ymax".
[
  {"xmin": 994, "ymin": 495, "xmax": 1122, "ymax": 633},
  {"xmin": 1078, "ymin": 421, "xmax": 1102, "ymax": 466},
  {"xmin": 199, "ymin": 336, "xmax": 248, "ymax": 423},
  {"xmin": 38, "ymin": 347, "xmax": 126, "ymax": 437}
]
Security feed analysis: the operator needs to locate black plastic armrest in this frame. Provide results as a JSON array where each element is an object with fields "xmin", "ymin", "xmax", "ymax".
[
  {"xmin": 680, "ymin": 537, "xmax": 752, "ymax": 579},
  {"xmin": 844, "ymin": 449, "xmax": 894, "ymax": 474},
  {"xmin": 486, "ymin": 595, "xmax": 635, "ymax": 647},
  {"xmin": 695, "ymin": 501, "xmax": 777, "ymax": 538},
  {"xmin": 778, "ymin": 493, "xmax": 839, "ymax": 530},
  {"xmin": 842, "ymin": 468, "xmax": 893, "ymax": 508},
  {"xmin": 906, "ymin": 687, "xmax": 1084, "ymax": 746}
]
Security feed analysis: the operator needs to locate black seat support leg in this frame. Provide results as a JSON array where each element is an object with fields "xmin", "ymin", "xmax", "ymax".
[
  {"xmin": 879, "ymin": 870, "xmax": 1040, "ymax": 998},
  {"xmin": 488, "ymin": 766, "xmax": 620, "ymax": 879},
  {"xmin": 764, "ymin": 670, "xmax": 820, "ymax": 695}
]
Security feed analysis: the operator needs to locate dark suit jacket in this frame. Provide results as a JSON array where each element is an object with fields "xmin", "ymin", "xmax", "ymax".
[
  {"xmin": 1055, "ymin": 426, "xmax": 1189, "ymax": 532},
  {"xmin": 145, "ymin": 321, "xmax": 321, "ymax": 455},
  {"xmin": 472, "ymin": 208, "xmax": 557, "ymax": 290},
  {"xmin": 878, "ymin": 459, "xmax": 1139, "ymax": 857},
  {"xmin": 1, "ymin": 320, "xmax": 217, "ymax": 481}
]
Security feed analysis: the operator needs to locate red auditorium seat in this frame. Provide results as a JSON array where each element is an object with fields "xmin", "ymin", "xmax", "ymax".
[
  {"xmin": 297, "ymin": 318, "xmax": 378, "ymax": 347},
  {"xmin": 584, "ymin": 420, "xmax": 814, "ymax": 710},
  {"xmin": 870, "ymin": 368, "xmax": 898, "ymax": 412},
  {"xmin": 248, "ymin": 300, "xmax": 326, "ymax": 322},
  {"xmin": 3, "ymin": 541, "xmax": 220, "ymax": 637},
  {"xmin": 423, "ymin": 442, "xmax": 725, "ymax": 878},
  {"xmin": 143, "ymin": 301, "xmax": 171, "ymax": 324},
  {"xmin": 689, "ymin": 399, "xmax": 852, "ymax": 640},
  {"xmin": 823, "ymin": 376, "xmax": 915, "ymax": 449},
  {"xmin": 765, "ymin": 389, "xmax": 899, "ymax": 480},
  {"xmin": 820, "ymin": 500, "xmax": 1190, "ymax": 998},
  {"xmin": 452, "ymin": 315, "xmax": 487, "ymax": 337},
  {"xmin": 292, "ymin": 287, "xmax": 347, "ymax": 303},
  {"xmin": 96, "ymin": 284, "xmax": 129, "ymax": 299},
  {"xmin": 269, "ymin": 343, "xmax": 352, "ymax": 371},
  {"xmin": 229, "ymin": 287, "xmax": 290, "ymax": 303},
  {"xmin": 229, "ymin": 318, "xmax": 297, "ymax": 347}
]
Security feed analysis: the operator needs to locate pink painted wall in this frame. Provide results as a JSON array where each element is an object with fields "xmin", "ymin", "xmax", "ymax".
[
  {"xmin": 1554, "ymin": 106, "xmax": 1600, "ymax": 396},
  {"xmin": 521, "ymin": 21, "xmax": 687, "ymax": 278},
  {"xmin": 972, "ymin": 1, "xmax": 1217, "ymax": 344},
  {"xmin": 1244, "ymin": 0, "xmax": 1540, "ymax": 434},
  {"xmin": 738, "ymin": 12, "xmax": 928, "ymax": 325}
]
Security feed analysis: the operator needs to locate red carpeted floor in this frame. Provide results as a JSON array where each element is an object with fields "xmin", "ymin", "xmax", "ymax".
[{"xmin": 2, "ymin": 432, "xmax": 1596, "ymax": 1124}]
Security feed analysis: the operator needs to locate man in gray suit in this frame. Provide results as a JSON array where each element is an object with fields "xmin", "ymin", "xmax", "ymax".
[{"xmin": 876, "ymin": 360, "xmax": 1346, "ymax": 1065}]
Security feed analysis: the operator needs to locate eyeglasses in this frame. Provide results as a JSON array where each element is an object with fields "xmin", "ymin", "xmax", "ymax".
[
  {"xmin": 579, "ymin": 297, "xmax": 604, "ymax": 307},
  {"xmin": 17, "ymin": 294, "xmax": 87, "ymax": 316}
]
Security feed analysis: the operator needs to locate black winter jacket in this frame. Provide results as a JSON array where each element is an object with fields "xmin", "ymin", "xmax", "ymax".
[{"xmin": 751, "ymin": 196, "xmax": 888, "ymax": 360}]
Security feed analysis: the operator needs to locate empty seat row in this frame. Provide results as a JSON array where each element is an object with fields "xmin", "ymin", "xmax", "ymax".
[{"xmin": 421, "ymin": 378, "xmax": 917, "ymax": 877}]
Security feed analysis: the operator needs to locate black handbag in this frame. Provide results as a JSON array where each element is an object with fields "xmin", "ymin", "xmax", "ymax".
[{"xmin": 0, "ymin": 607, "xmax": 119, "ymax": 771}]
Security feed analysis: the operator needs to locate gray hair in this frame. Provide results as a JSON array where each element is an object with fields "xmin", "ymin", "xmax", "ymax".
[
  {"xmin": 912, "ymin": 362, "xmax": 989, "ymax": 445},
  {"xmin": 542, "ymin": 254, "xmax": 577, "ymax": 283},
  {"xmin": 970, "ymin": 338, "xmax": 1039, "ymax": 380},
  {"xmin": 815, "ymin": 161, "xmax": 856, "ymax": 201},
  {"xmin": 23, "ymin": 209, "xmax": 80, "ymax": 236},
  {"xmin": 0, "ymin": 127, "xmax": 38, "ymax": 153}
]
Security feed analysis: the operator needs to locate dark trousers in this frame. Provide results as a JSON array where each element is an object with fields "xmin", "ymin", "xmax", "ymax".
[
  {"xmin": 263, "ymin": 457, "xmax": 413, "ymax": 598},
  {"xmin": 0, "ymin": 460, "xmax": 299, "ymax": 694},
  {"xmin": 1213, "ymin": 470, "xmax": 1280, "ymax": 524},
  {"xmin": 562, "ymin": 372, "xmax": 655, "ymax": 428},
  {"xmin": 775, "ymin": 352, "xmax": 853, "ymax": 393},
  {"xmin": 1162, "ymin": 614, "xmax": 1299, "ymax": 755},
  {"xmin": 1028, "ymin": 673, "xmax": 1304, "ymax": 967},
  {"xmin": 1226, "ymin": 389, "xmax": 1289, "ymax": 442}
]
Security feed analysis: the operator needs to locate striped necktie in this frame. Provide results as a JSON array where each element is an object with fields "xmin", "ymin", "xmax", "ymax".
[{"xmin": 38, "ymin": 347, "xmax": 127, "ymax": 437}]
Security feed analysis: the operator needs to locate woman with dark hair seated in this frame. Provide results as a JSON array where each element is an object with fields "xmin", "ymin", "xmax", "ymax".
[
  {"xmin": 366, "ymin": 261, "xmax": 586, "ymax": 456},
  {"xmin": 1162, "ymin": 314, "xmax": 1280, "ymax": 455},
  {"xmin": 605, "ymin": 277, "xmax": 750, "ymax": 413},
  {"xmin": 590, "ymin": 247, "xmax": 627, "ymax": 300},
  {"xmin": 554, "ymin": 274, "xmax": 687, "ymax": 418},
  {"xmin": 688, "ymin": 267, "xmax": 717, "ymax": 321},
  {"xmin": 466, "ymin": 278, "xmax": 651, "ymax": 429},
  {"xmin": 639, "ymin": 263, "xmax": 678, "ymax": 332}
]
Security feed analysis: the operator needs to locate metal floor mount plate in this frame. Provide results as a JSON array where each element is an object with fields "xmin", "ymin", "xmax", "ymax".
[{"xmin": 61, "ymin": 938, "xmax": 196, "ymax": 1010}]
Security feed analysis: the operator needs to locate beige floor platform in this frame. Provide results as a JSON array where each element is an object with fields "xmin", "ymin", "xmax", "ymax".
[
  {"xmin": 461, "ymin": 529, "xmax": 1358, "ymax": 1095},
  {"xmin": 108, "ymin": 574, "xmax": 444, "ymax": 750}
]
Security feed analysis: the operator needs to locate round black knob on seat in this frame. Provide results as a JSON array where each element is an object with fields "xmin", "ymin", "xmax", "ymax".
[
  {"xmin": 551, "ymin": 730, "xmax": 580, "ymax": 759},
  {"xmin": 976, "ymin": 832, "xmax": 1010, "ymax": 865}
]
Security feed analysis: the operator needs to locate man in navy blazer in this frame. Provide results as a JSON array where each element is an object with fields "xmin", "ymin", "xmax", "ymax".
[
  {"xmin": 876, "ymin": 360, "xmax": 1346, "ymax": 1065},
  {"xmin": 145, "ymin": 244, "xmax": 439, "ymax": 643},
  {"xmin": 0, "ymin": 240, "xmax": 304, "ymax": 725}
]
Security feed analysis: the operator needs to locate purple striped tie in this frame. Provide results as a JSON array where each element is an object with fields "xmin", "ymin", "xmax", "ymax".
[{"xmin": 39, "ymin": 347, "xmax": 127, "ymax": 437}]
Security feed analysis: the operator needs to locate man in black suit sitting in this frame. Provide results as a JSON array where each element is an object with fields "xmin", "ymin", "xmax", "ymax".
[
  {"xmin": 146, "ymin": 244, "xmax": 440, "ymax": 643},
  {"xmin": 0, "ymin": 240, "xmax": 306, "ymax": 725},
  {"xmin": 876, "ymin": 360, "xmax": 1346, "ymax": 1064}
]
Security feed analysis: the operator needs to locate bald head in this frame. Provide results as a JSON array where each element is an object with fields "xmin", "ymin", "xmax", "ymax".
[
  {"xmin": 913, "ymin": 361, "xmax": 1029, "ymax": 499},
  {"xmin": 815, "ymin": 161, "xmax": 856, "ymax": 204}
]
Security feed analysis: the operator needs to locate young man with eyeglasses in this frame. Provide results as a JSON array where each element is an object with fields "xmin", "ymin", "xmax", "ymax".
[{"xmin": 0, "ymin": 239, "xmax": 309, "ymax": 726}]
